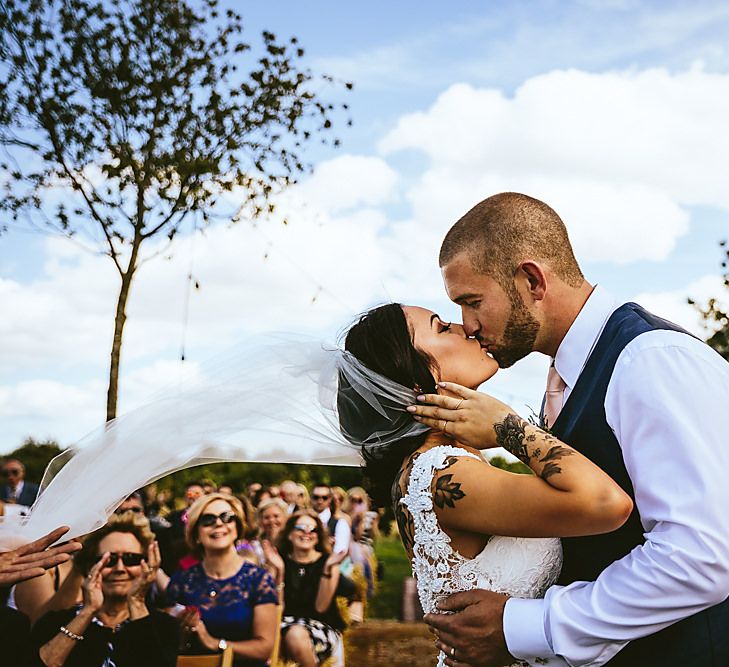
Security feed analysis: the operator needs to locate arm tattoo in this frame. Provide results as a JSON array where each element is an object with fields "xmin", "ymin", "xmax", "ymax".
[
  {"xmin": 494, "ymin": 414, "xmax": 572, "ymax": 481},
  {"xmin": 538, "ymin": 445, "xmax": 574, "ymax": 481},
  {"xmin": 392, "ymin": 455, "xmax": 417, "ymax": 557},
  {"xmin": 493, "ymin": 413, "xmax": 531, "ymax": 463},
  {"xmin": 433, "ymin": 473, "xmax": 466, "ymax": 509}
]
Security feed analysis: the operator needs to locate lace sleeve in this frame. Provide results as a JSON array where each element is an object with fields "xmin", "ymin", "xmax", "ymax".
[
  {"xmin": 401, "ymin": 445, "xmax": 480, "ymax": 616},
  {"xmin": 253, "ymin": 567, "xmax": 279, "ymax": 606}
]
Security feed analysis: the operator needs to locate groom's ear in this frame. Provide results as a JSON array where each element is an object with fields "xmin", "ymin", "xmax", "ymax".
[{"xmin": 517, "ymin": 261, "xmax": 547, "ymax": 301}]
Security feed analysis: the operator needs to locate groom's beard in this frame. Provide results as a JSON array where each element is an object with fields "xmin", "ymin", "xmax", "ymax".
[{"xmin": 491, "ymin": 292, "xmax": 540, "ymax": 368}]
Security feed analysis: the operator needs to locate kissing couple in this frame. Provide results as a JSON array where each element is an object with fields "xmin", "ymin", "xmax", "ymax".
[
  {"xmin": 6, "ymin": 192, "xmax": 729, "ymax": 667},
  {"xmin": 340, "ymin": 192, "xmax": 729, "ymax": 667}
]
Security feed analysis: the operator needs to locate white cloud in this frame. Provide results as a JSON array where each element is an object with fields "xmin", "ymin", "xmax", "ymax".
[
  {"xmin": 379, "ymin": 68, "xmax": 729, "ymax": 262},
  {"xmin": 633, "ymin": 274, "xmax": 727, "ymax": 336},
  {"xmin": 4, "ymin": 66, "xmax": 729, "ymax": 451},
  {"xmin": 291, "ymin": 155, "xmax": 399, "ymax": 214}
]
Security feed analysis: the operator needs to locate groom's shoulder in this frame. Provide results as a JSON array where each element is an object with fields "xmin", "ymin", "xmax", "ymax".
[{"xmin": 614, "ymin": 327, "xmax": 729, "ymax": 379}]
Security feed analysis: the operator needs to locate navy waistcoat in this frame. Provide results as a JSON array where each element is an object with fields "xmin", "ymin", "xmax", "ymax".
[{"xmin": 550, "ymin": 302, "xmax": 729, "ymax": 666}]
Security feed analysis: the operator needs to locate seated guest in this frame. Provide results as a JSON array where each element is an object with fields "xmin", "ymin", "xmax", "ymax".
[
  {"xmin": 165, "ymin": 482, "xmax": 205, "ymax": 573},
  {"xmin": 165, "ymin": 493, "xmax": 277, "ymax": 666},
  {"xmin": 344, "ymin": 487, "xmax": 380, "ymax": 599},
  {"xmin": 257, "ymin": 498, "xmax": 288, "ymax": 546},
  {"xmin": 296, "ymin": 484, "xmax": 310, "ymax": 510},
  {"xmin": 235, "ymin": 494, "xmax": 264, "ymax": 566},
  {"xmin": 279, "ymin": 480, "xmax": 299, "ymax": 514},
  {"xmin": 1, "ymin": 457, "xmax": 39, "ymax": 508},
  {"xmin": 251, "ymin": 486, "xmax": 273, "ymax": 508},
  {"xmin": 30, "ymin": 513, "xmax": 177, "ymax": 667},
  {"xmin": 246, "ymin": 483, "xmax": 262, "ymax": 507},
  {"xmin": 311, "ymin": 483, "xmax": 350, "ymax": 555},
  {"xmin": 265, "ymin": 511, "xmax": 354, "ymax": 666}
]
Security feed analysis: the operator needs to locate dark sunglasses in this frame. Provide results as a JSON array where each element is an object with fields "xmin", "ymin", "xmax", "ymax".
[
  {"xmin": 114, "ymin": 506, "xmax": 143, "ymax": 514},
  {"xmin": 95, "ymin": 552, "xmax": 144, "ymax": 567},
  {"xmin": 198, "ymin": 511, "xmax": 237, "ymax": 528},
  {"xmin": 311, "ymin": 494, "xmax": 330, "ymax": 501},
  {"xmin": 3, "ymin": 469, "xmax": 21, "ymax": 476},
  {"xmin": 293, "ymin": 524, "xmax": 318, "ymax": 535}
]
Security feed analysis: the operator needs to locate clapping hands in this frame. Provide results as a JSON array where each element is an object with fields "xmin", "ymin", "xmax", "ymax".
[
  {"xmin": 261, "ymin": 539, "xmax": 284, "ymax": 583},
  {"xmin": 81, "ymin": 554, "xmax": 107, "ymax": 613},
  {"xmin": 127, "ymin": 541, "xmax": 161, "ymax": 604}
]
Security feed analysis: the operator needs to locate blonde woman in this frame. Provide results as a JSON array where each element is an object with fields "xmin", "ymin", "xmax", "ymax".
[{"xmin": 164, "ymin": 493, "xmax": 277, "ymax": 666}]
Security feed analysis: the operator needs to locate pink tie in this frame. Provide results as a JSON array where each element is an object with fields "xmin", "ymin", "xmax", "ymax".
[{"xmin": 543, "ymin": 363, "xmax": 566, "ymax": 430}]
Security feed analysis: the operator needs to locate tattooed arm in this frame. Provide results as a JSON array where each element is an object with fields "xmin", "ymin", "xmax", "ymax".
[{"xmin": 430, "ymin": 442, "xmax": 632, "ymax": 539}]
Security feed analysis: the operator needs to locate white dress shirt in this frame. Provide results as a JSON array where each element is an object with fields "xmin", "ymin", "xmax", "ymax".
[
  {"xmin": 319, "ymin": 507, "xmax": 352, "ymax": 554},
  {"xmin": 503, "ymin": 286, "xmax": 729, "ymax": 666}
]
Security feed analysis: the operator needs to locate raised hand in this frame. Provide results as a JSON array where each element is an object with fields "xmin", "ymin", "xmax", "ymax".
[
  {"xmin": 407, "ymin": 382, "xmax": 516, "ymax": 449},
  {"xmin": 0, "ymin": 526, "xmax": 82, "ymax": 586},
  {"xmin": 127, "ymin": 541, "xmax": 160, "ymax": 604},
  {"xmin": 261, "ymin": 539, "xmax": 284, "ymax": 581},
  {"xmin": 324, "ymin": 548, "xmax": 348, "ymax": 571},
  {"xmin": 81, "ymin": 553, "xmax": 108, "ymax": 613}
]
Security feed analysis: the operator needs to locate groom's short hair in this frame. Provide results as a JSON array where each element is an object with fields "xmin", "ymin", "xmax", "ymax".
[{"xmin": 439, "ymin": 192, "xmax": 583, "ymax": 289}]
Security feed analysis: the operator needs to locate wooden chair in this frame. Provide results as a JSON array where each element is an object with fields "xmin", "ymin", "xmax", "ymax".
[
  {"xmin": 177, "ymin": 647, "xmax": 234, "ymax": 667},
  {"xmin": 269, "ymin": 604, "xmax": 284, "ymax": 666}
]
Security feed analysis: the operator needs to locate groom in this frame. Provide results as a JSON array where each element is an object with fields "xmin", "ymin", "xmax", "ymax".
[{"xmin": 412, "ymin": 193, "xmax": 729, "ymax": 666}]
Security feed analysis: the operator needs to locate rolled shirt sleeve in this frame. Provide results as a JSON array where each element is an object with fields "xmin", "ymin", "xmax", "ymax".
[{"xmin": 503, "ymin": 331, "xmax": 729, "ymax": 666}]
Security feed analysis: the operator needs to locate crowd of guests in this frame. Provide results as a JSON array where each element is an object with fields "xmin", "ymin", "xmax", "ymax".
[{"xmin": 1, "ymin": 458, "xmax": 382, "ymax": 667}]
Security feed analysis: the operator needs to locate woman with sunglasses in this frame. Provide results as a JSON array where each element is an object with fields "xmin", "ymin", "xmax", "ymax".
[
  {"xmin": 263, "ymin": 510, "xmax": 353, "ymax": 667},
  {"xmin": 29, "ymin": 512, "xmax": 178, "ymax": 667},
  {"xmin": 164, "ymin": 493, "xmax": 278, "ymax": 666}
]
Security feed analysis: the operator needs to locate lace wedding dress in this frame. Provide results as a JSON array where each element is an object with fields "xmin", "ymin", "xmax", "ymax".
[{"xmin": 402, "ymin": 445, "xmax": 563, "ymax": 667}]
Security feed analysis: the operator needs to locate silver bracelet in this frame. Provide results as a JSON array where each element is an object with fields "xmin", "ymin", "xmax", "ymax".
[{"xmin": 59, "ymin": 625, "xmax": 84, "ymax": 642}]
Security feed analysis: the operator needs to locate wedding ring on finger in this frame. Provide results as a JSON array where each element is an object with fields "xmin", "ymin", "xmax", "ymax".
[
  {"xmin": 450, "ymin": 646, "xmax": 456, "ymax": 659},
  {"xmin": 442, "ymin": 419, "xmax": 448, "ymax": 433}
]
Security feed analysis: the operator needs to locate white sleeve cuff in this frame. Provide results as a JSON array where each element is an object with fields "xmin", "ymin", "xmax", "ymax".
[{"xmin": 504, "ymin": 597, "xmax": 567, "ymax": 666}]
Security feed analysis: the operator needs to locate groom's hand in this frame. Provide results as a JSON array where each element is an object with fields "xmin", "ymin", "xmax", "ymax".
[
  {"xmin": 425, "ymin": 589, "xmax": 513, "ymax": 667},
  {"xmin": 408, "ymin": 382, "xmax": 513, "ymax": 449}
]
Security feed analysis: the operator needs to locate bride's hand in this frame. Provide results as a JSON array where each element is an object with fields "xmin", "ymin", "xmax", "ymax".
[{"xmin": 407, "ymin": 382, "xmax": 515, "ymax": 449}]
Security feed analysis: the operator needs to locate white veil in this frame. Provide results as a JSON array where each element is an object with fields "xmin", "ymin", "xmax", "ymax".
[{"xmin": 0, "ymin": 334, "xmax": 429, "ymax": 549}]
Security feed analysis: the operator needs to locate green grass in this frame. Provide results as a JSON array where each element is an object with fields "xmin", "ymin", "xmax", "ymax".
[{"xmin": 370, "ymin": 532, "xmax": 412, "ymax": 619}]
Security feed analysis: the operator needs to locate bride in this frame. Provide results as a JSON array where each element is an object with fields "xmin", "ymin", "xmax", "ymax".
[{"xmin": 338, "ymin": 302, "xmax": 632, "ymax": 667}]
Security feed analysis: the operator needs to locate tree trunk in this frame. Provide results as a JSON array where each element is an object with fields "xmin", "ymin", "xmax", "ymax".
[
  {"xmin": 106, "ymin": 237, "xmax": 142, "ymax": 422},
  {"xmin": 106, "ymin": 272, "xmax": 132, "ymax": 422}
]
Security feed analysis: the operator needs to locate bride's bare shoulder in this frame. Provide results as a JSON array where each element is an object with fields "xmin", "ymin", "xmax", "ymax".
[{"xmin": 389, "ymin": 445, "xmax": 493, "ymax": 557}]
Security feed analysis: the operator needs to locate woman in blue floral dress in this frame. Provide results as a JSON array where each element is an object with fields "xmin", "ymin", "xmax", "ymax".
[{"xmin": 165, "ymin": 493, "xmax": 278, "ymax": 666}]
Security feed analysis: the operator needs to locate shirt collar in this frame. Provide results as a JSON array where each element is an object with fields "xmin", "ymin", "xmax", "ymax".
[
  {"xmin": 553, "ymin": 285, "xmax": 620, "ymax": 390},
  {"xmin": 319, "ymin": 507, "xmax": 332, "ymax": 522}
]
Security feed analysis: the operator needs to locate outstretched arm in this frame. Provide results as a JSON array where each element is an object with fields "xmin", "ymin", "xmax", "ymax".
[{"xmin": 0, "ymin": 526, "xmax": 81, "ymax": 587}]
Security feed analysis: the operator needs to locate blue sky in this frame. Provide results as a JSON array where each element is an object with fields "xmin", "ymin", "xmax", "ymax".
[{"xmin": 1, "ymin": 0, "xmax": 728, "ymax": 452}]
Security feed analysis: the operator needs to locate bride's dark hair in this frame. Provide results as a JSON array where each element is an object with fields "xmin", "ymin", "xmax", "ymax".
[{"xmin": 339, "ymin": 303, "xmax": 438, "ymax": 507}]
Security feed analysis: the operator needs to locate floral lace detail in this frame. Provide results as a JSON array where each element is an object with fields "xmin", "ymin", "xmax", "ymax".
[{"xmin": 402, "ymin": 445, "xmax": 563, "ymax": 667}]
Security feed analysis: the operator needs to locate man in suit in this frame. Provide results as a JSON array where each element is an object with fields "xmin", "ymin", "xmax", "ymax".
[
  {"xmin": 1, "ymin": 458, "xmax": 39, "ymax": 508},
  {"xmin": 413, "ymin": 192, "xmax": 729, "ymax": 666}
]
